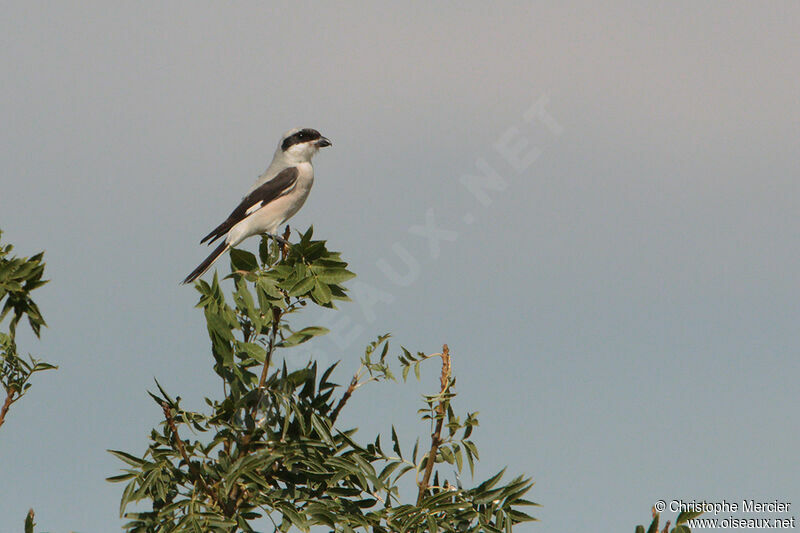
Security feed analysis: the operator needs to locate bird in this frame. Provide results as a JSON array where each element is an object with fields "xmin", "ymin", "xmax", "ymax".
[{"xmin": 183, "ymin": 127, "xmax": 331, "ymax": 284}]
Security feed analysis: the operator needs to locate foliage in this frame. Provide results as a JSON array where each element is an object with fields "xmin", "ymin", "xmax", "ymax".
[
  {"xmin": 0, "ymin": 228, "xmax": 56, "ymax": 431},
  {"xmin": 109, "ymin": 227, "xmax": 537, "ymax": 532},
  {"xmin": 24, "ymin": 509, "xmax": 35, "ymax": 533},
  {"xmin": 635, "ymin": 509, "xmax": 703, "ymax": 533}
]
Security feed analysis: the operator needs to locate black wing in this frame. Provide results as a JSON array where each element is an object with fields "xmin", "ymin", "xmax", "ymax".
[{"xmin": 200, "ymin": 166, "xmax": 299, "ymax": 245}]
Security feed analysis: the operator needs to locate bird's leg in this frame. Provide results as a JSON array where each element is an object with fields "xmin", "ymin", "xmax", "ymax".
[{"xmin": 264, "ymin": 232, "xmax": 288, "ymax": 246}]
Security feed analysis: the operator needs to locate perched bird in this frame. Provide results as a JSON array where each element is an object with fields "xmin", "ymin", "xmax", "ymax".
[{"xmin": 183, "ymin": 128, "xmax": 331, "ymax": 284}]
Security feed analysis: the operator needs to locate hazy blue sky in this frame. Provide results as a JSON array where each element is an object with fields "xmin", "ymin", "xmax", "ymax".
[{"xmin": 1, "ymin": 2, "xmax": 798, "ymax": 532}]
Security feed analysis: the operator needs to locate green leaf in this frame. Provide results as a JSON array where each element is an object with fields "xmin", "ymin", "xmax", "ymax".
[
  {"xmin": 205, "ymin": 309, "xmax": 235, "ymax": 343},
  {"xmin": 507, "ymin": 509, "xmax": 538, "ymax": 522},
  {"xmin": 24, "ymin": 509, "xmax": 34, "ymax": 533},
  {"xmin": 311, "ymin": 279, "xmax": 332, "ymax": 304},
  {"xmin": 277, "ymin": 503, "xmax": 308, "ymax": 531},
  {"xmin": 391, "ymin": 425, "xmax": 402, "ymax": 458},
  {"xmin": 440, "ymin": 445, "xmax": 454, "ymax": 464},
  {"xmin": 237, "ymin": 341, "xmax": 266, "ymax": 362},
  {"xmin": 379, "ymin": 461, "xmax": 402, "ymax": 482},
  {"xmin": 106, "ymin": 472, "xmax": 136, "ymax": 483},
  {"xmin": 646, "ymin": 513, "xmax": 659, "ymax": 533},
  {"xmin": 453, "ymin": 442, "xmax": 463, "ymax": 472},
  {"xmin": 310, "ymin": 413, "xmax": 334, "ymax": 445},
  {"xmin": 314, "ymin": 268, "xmax": 356, "ymax": 284},
  {"xmin": 257, "ymin": 278, "xmax": 283, "ymax": 299},
  {"xmin": 288, "ymin": 276, "xmax": 315, "ymax": 297},
  {"xmin": 229, "ymin": 248, "xmax": 258, "ymax": 272},
  {"xmin": 476, "ymin": 468, "xmax": 506, "ymax": 493},
  {"xmin": 108, "ymin": 449, "xmax": 145, "ymax": 467},
  {"xmin": 278, "ymin": 326, "xmax": 330, "ymax": 347},
  {"xmin": 258, "ymin": 235, "xmax": 273, "ymax": 264}
]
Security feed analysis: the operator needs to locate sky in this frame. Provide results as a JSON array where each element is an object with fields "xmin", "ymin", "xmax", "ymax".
[{"xmin": 1, "ymin": 2, "xmax": 798, "ymax": 532}]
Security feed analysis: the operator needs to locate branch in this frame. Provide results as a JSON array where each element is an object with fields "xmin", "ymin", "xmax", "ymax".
[
  {"xmin": 250, "ymin": 225, "xmax": 291, "ymax": 421},
  {"xmin": 0, "ymin": 387, "xmax": 16, "ymax": 430},
  {"xmin": 330, "ymin": 371, "xmax": 359, "ymax": 424},
  {"xmin": 252, "ymin": 306, "xmax": 281, "ymax": 420},
  {"xmin": 161, "ymin": 402, "xmax": 218, "ymax": 507},
  {"xmin": 416, "ymin": 344, "xmax": 451, "ymax": 505}
]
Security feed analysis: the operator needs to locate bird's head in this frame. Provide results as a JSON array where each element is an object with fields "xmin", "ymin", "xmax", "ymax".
[{"xmin": 278, "ymin": 128, "xmax": 332, "ymax": 163}]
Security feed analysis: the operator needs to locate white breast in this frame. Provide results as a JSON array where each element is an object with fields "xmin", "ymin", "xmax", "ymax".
[{"xmin": 226, "ymin": 163, "xmax": 315, "ymax": 246}]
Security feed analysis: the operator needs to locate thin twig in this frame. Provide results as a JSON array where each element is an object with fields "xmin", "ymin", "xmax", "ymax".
[
  {"xmin": 330, "ymin": 371, "xmax": 360, "ymax": 424},
  {"xmin": 249, "ymin": 226, "xmax": 290, "ymax": 419},
  {"xmin": 162, "ymin": 402, "xmax": 190, "ymax": 464},
  {"xmin": 416, "ymin": 344, "xmax": 451, "ymax": 506},
  {"xmin": 241, "ymin": 233, "xmax": 289, "ymax": 447},
  {"xmin": 162, "ymin": 402, "xmax": 218, "ymax": 507},
  {"xmin": 0, "ymin": 388, "xmax": 15, "ymax": 430},
  {"xmin": 252, "ymin": 307, "xmax": 281, "ymax": 421}
]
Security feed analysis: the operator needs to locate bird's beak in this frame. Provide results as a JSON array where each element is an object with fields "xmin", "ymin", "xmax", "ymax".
[{"xmin": 316, "ymin": 137, "xmax": 332, "ymax": 148}]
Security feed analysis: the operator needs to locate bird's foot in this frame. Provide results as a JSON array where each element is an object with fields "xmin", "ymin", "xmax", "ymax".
[{"xmin": 265, "ymin": 233, "xmax": 289, "ymax": 246}]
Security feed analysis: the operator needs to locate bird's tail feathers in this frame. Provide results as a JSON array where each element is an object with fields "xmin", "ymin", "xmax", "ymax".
[
  {"xmin": 182, "ymin": 242, "xmax": 229, "ymax": 284},
  {"xmin": 200, "ymin": 227, "xmax": 223, "ymax": 245}
]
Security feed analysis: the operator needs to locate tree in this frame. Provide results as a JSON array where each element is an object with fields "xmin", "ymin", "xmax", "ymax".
[
  {"xmin": 0, "ymin": 229, "xmax": 56, "ymax": 533},
  {"xmin": 0, "ymin": 226, "xmax": 701, "ymax": 532},
  {"xmin": 109, "ymin": 227, "xmax": 538, "ymax": 532},
  {"xmin": 0, "ymin": 229, "xmax": 55, "ymax": 432}
]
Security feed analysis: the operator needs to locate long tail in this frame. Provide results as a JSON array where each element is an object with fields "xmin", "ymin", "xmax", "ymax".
[{"xmin": 183, "ymin": 241, "xmax": 229, "ymax": 284}]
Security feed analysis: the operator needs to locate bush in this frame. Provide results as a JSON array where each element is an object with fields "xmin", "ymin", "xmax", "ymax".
[{"xmin": 109, "ymin": 228, "xmax": 537, "ymax": 533}]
